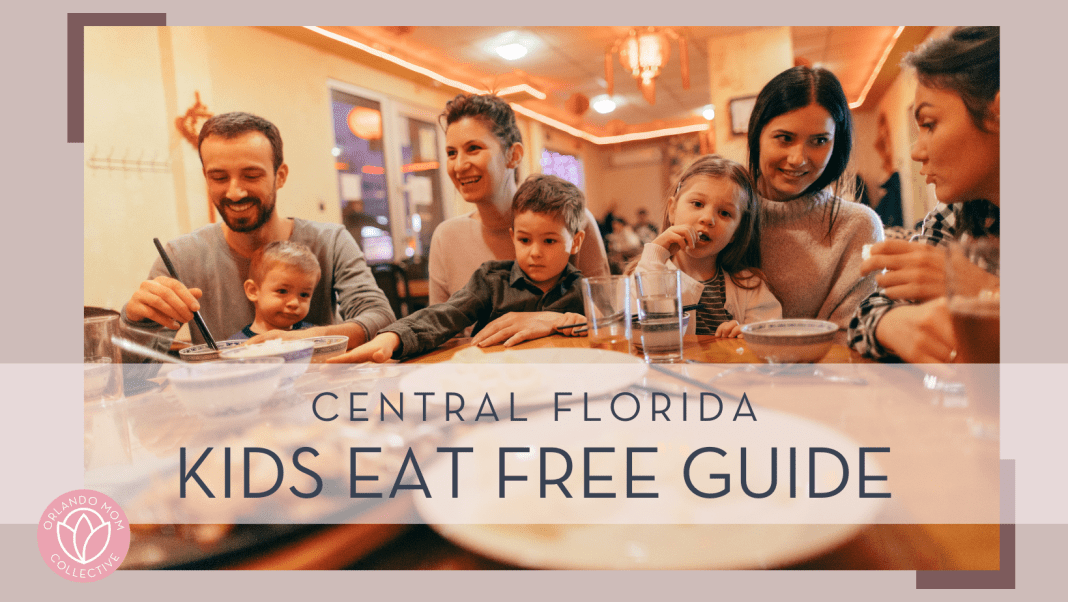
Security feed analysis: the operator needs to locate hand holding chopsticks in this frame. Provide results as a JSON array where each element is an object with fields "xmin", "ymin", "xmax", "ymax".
[{"xmin": 152, "ymin": 238, "xmax": 219, "ymax": 350}]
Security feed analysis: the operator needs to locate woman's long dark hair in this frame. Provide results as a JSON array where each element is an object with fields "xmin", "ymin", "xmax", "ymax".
[
  {"xmin": 746, "ymin": 66, "xmax": 854, "ymax": 236},
  {"xmin": 905, "ymin": 26, "xmax": 1000, "ymax": 237}
]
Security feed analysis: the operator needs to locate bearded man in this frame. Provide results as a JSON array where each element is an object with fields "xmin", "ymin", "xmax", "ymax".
[{"xmin": 122, "ymin": 112, "xmax": 394, "ymax": 350}]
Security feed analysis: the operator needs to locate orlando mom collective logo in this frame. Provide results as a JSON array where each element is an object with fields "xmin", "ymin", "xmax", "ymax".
[{"xmin": 37, "ymin": 489, "xmax": 131, "ymax": 582}]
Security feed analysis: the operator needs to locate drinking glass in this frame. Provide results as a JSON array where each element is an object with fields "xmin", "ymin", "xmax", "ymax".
[
  {"xmin": 634, "ymin": 270, "xmax": 685, "ymax": 363},
  {"xmin": 946, "ymin": 237, "xmax": 1000, "ymax": 439},
  {"xmin": 84, "ymin": 399, "xmax": 132, "ymax": 469},
  {"xmin": 946, "ymin": 237, "xmax": 1000, "ymax": 364},
  {"xmin": 84, "ymin": 309, "xmax": 124, "ymax": 404},
  {"xmin": 580, "ymin": 276, "xmax": 632, "ymax": 354}
]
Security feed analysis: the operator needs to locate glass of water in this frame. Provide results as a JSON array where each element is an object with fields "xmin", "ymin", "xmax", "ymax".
[
  {"xmin": 634, "ymin": 270, "xmax": 685, "ymax": 363},
  {"xmin": 580, "ymin": 276, "xmax": 632, "ymax": 355}
]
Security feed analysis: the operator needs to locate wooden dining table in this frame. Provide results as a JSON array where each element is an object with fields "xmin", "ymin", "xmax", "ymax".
[
  {"xmin": 406, "ymin": 332, "xmax": 865, "ymax": 364},
  {"xmin": 110, "ymin": 334, "xmax": 1001, "ymax": 572}
]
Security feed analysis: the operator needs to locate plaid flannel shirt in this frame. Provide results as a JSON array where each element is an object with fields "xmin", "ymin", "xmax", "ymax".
[{"xmin": 847, "ymin": 203, "xmax": 962, "ymax": 360}]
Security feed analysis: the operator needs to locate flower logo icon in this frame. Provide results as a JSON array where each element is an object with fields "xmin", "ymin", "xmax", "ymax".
[
  {"xmin": 38, "ymin": 489, "xmax": 130, "ymax": 582},
  {"xmin": 56, "ymin": 507, "xmax": 112, "ymax": 565}
]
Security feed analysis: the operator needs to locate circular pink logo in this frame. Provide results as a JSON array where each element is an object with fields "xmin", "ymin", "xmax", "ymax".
[{"xmin": 37, "ymin": 489, "xmax": 131, "ymax": 582}]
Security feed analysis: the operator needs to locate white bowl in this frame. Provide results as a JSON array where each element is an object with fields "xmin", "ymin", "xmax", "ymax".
[
  {"xmin": 220, "ymin": 339, "xmax": 315, "ymax": 385},
  {"xmin": 168, "ymin": 358, "xmax": 285, "ymax": 416},
  {"xmin": 740, "ymin": 319, "xmax": 838, "ymax": 363},
  {"xmin": 308, "ymin": 335, "xmax": 349, "ymax": 363},
  {"xmin": 177, "ymin": 339, "xmax": 246, "ymax": 363}
]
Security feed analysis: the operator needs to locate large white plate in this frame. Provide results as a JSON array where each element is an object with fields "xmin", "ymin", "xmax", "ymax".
[
  {"xmin": 415, "ymin": 406, "xmax": 886, "ymax": 569},
  {"xmin": 427, "ymin": 523, "xmax": 868, "ymax": 570},
  {"xmin": 398, "ymin": 347, "xmax": 647, "ymax": 410}
]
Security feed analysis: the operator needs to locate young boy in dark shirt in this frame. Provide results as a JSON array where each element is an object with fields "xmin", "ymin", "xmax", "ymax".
[{"xmin": 330, "ymin": 174, "xmax": 587, "ymax": 362}]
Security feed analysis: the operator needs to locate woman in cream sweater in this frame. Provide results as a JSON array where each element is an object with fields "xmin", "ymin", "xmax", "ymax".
[{"xmin": 746, "ymin": 66, "xmax": 884, "ymax": 338}]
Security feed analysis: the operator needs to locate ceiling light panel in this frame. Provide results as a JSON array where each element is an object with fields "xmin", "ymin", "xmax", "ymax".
[
  {"xmin": 496, "ymin": 43, "xmax": 528, "ymax": 61},
  {"xmin": 592, "ymin": 96, "xmax": 617, "ymax": 114},
  {"xmin": 480, "ymin": 30, "xmax": 542, "ymax": 60}
]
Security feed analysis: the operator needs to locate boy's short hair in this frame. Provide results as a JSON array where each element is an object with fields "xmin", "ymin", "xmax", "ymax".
[
  {"xmin": 249, "ymin": 241, "xmax": 322, "ymax": 285},
  {"xmin": 512, "ymin": 174, "xmax": 586, "ymax": 235}
]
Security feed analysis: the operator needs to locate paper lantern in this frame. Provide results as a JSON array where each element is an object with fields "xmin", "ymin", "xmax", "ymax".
[{"xmin": 348, "ymin": 106, "xmax": 382, "ymax": 140}]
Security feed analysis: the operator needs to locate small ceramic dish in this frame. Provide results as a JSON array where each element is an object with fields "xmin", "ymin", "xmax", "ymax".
[
  {"xmin": 308, "ymin": 335, "xmax": 349, "ymax": 362},
  {"xmin": 740, "ymin": 319, "xmax": 838, "ymax": 363},
  {"xmin": 177, "ymin": 339, "xmax": 246, "ymax": 363}
]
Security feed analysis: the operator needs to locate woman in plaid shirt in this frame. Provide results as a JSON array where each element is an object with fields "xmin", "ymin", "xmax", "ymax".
[{"xmin": 848, "ymin": 27, "xmax": 1000, "ymax": 363}]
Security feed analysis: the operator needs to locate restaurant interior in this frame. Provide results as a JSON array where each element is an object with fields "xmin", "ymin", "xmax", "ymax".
[
  {"xmin": 84, "ymin": 25, "xmax": 940, "ymax": 312},
  {"xmin": 81, "ymin": 26, "xmax": 1003, "ymax": 572}
]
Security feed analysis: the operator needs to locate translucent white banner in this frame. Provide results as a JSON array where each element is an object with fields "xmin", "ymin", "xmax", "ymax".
[{"xmin": 73, "ymin": 360, "xmax": 1000, "ymax": 526}]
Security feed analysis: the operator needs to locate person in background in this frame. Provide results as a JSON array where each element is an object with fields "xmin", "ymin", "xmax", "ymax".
[
  {"xmin": 599, "ymin": 203, "xmax": 620, "ymax": 245},
  {"xmin": 849, "ymin": 26, "xmax": 1000, "ymax": 363},
  {"xmin": 633, "ymin": 207, "xmax": 659, "ymax": 245},
  {"xmin": 605, "ymin": 217, "xmax": 643, "ymax": 273},
  {"xmin": 629, "ymin": 155, "xmax": 781, "ymax": 338},
  {"xmin": 875, "ymin": 171, "xmax": 906, "ymax": 231},
  {"xmin": 229, "ymin": 241, "xmax": 320, "ymax": 340},
  {"xmin": 869, "ymin": 112, "xmax": 906, "ymax": 231},
  {"xmin": 428, "ymin": 94, "xmax": 609, "ymax": 341},
  {"xmin": 122, "ymin": 112, "xmax": 394, "ymax": 351},
  {"xmin": 331, "ymin": 175, "xmax": 587, "ymax": 362},
  {"xmin": 746, "ymin": 66, "xmax": 884, "ymax": 339}
]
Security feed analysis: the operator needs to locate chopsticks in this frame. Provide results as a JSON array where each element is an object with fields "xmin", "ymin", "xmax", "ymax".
[
  {"xmin": 153, "ymin": 238, "xmax": 218, "ymax": 350},
  {"xmin": 556, "ymin": 304, "xmax": 700, "ymax": 331}
]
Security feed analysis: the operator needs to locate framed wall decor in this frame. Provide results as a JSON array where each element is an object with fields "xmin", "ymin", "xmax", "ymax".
[{"xmin": 729, "ymin": 95, "xmax": 758, "ymax": 136}]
